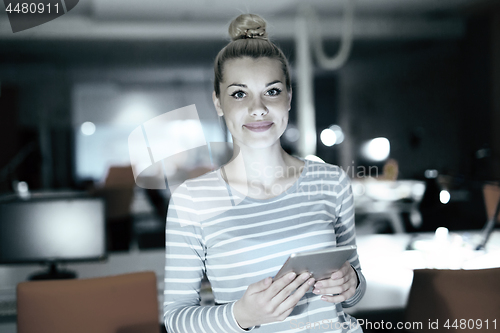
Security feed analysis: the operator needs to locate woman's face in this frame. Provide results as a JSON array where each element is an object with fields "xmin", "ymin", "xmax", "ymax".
[{"xmin": 213, "ymin": 57, "xmax": 292, "ymax": 150}]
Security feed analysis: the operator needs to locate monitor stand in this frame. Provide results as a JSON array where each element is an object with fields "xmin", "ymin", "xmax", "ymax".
[{"xmin": 29, "ymin": 262, "xmax": 77, "ymax": 280}]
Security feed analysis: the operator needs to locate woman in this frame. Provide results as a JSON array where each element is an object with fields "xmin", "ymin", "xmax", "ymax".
[{"xmin": 164, "ymin": 13, "xmax": 366, "ymax": 332}]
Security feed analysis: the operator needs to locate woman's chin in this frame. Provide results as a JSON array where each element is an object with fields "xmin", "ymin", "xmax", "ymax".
[{"xmin": 239, "ymin": 139, "xmax": 282, "ymax": 150}]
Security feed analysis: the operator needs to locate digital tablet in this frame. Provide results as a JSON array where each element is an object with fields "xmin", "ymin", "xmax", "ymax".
[{"xmin": 273, "ymin": 245, "xmax": 357, "ymax": 281}]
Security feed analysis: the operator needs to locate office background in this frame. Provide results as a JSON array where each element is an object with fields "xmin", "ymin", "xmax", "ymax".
[{"xmin": 1, "ymin": 1, "xmax": 500, "ymax": 332}]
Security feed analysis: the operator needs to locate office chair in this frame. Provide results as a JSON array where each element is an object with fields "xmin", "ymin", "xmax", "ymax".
[
  {"xmin": 405, "ymin": 268, "xmax": 500, "ymax": 332},
  {"xmin": 477, "ymin": 182, "xmax": 500, "ymax": 249},
  {"xmin": 483, "ymin": 182, "xmax": 500, "ymax": 224},
  {"xmin": 17, "ymin": 271, "xmax": 160, "ymax": 333}
]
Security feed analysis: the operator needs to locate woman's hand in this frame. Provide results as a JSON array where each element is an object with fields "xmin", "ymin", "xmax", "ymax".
[
  {"xmin": 312, "ymin": 261, "xmax": 358, "ymax": 303},
  {"xmin": 233, "ymin": 272, "xmax": 315, "ymax": 329}
]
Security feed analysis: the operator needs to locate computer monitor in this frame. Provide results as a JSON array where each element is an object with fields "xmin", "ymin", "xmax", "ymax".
[{"xmin": 0, "ymin": 196, "xmax": 106, "ymax": 280}]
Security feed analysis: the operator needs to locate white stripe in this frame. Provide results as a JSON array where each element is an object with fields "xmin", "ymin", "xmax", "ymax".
[
  {"xmin": 166, "ymin": 254, "xmax": 200, "ymax": 260},
  {"xmin": 342, "ymin": 193, "xmax": 353, "ymax": 205},
  {"xmin": 338, "ymin": 202, "xmax": 354, "ymax": 217},
  {"xmin": 208, "ymin": 230, "xmax": 334, "ymax": 259},
  {"xmin": 336, "ymin": 223, "xmax": 355, "ymax": 238},
  {"xmin": 206, "ymin": 306, "xmax": 216, "ymax": 333},
  {"xmin": 212, "ymin": 219, "xmax": 332, "ymax": 248},
  {"xmin": 166, "ymin": 229, "xmax": 202, "ymax": 239},
  {"xmin": 336, "ymin": 233, "xmax": 356, "ymax": 245},
  {"xmin": 165, "ymin": 266, "xmax": 202, "ymax": 271},
  {"xmin": 214, "ymin": 306, "xmax": 223, "ymax": 332},
  {"xmin": 300, "ymin": 179, "xmax": 343, "ymax": 188},
  {"xmin": 178, "ymin": 306, "xmax": 189, "ymax": 333},
  {"xmin": 199, "ymin": 198, "xmax": 337, "ymax": 223},
  {"xmin": 186, "ymin": 175, "xmax": 218, "ymax": 182},
  {"xmin": 196, "ymin": 307, "xmax": 208, "ymax": 333},
  {"xmin": 188, "ymin": 186, "xmax": 229, "ymax": 191},
  {"xmin": 221, "ymin": 304, "xmax": 232, "ymax": 332},
  {"xmin": 173, "ymin": 187, "xmax": 332, "ymax": 218},
  {"xmin": 208, "ymin": 265, "xmax": 282, "ymax": 282},
  {"xmin": 206, "ymin": 242, "xmax": 336, "ymax": 270},
  {"xmin": 205, "ymin": 208, "xmax": 336, "ymax": 242},
  {"xmin": 164, "ymin": 290, "xmax": 199, "ymax": 295},
  {"xmin": 172, "ymin": 184, "xmax": 237, "ymax": 202},
  {"xmin": 165, "ymin": 241, "xmax": 203, "ymax": 250},
  {"xmin": 211, "ymin": 285, "xmax": 247, "ymax": 293},
  {"xmin": 189, "ymin": 307, "xmax": 195, "ymax": 333},
  {"xmin": 335, "ymin": 214, "xmax": 354, "ymax": 228},
  {"xmin": 168, "ymin": 217, "xmax": 201, "ymax": 227},
  {"xmin": 164, "ymin": 277, "xmax": 201, "ymax": 283},
  {"xmin": 348, "ymin": 253, "xmax": 359, "ymax": 263},
  {"xmin": 191, "ymin": 196, "xmax": 240, "ymax": 203}
]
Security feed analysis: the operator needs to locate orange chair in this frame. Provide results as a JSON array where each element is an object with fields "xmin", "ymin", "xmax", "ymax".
[
  {"xmin": 405, "ymin": 268, "xmax": 500, "ymax": 332},
  {"xmin": 17, "ymin": 271, "xmax": 160, "ymax": 333},
  {"xmin": 483, "ymin": 182, "xmax": 500, "ymax": 224}
]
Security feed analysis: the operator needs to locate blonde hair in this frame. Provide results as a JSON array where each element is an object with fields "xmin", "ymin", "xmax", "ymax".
[{"xmin": 213, "ymin": 14, "xmax": 292, "ymax": 97}]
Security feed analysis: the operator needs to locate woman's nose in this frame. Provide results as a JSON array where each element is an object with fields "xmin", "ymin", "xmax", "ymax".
[{"xmin": 249, "ymin": 97, "xmax": 269, "ymax": 117}]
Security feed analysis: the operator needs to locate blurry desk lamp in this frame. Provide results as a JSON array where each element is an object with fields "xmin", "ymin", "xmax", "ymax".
[{"xmin": 0, "ymin": 194, "xmax": 106, "ymax": 280}]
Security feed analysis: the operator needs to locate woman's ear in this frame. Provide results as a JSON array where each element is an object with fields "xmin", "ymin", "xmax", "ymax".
[
  {"xmin": 287, "ymin": 88, "xmax": 293, "ymax": 111},
  {"xmin": 212, "ymin": 91, "xmax": 224, "ymax": 117}
]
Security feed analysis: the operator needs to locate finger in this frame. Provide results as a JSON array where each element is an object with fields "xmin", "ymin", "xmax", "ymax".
[
  {"xmin": 314, "ymin": 276, "xmax": 345, "ymax": 289},
  {"xmin": 273, "ymin": 304, "xmax": 296, "ymax": 323},
  {"xmin": 247, "ymin": 276, "xmax": 273, "ymax": 295},
  {"xmin": 313, "ymin": 273, "xmax": 356, "ymax": 295},
  {"xmin": 320, "ymin": 286, "xmax": 356, "ymax": 303},
  {"xmin": 277, "ymin": 277, "xmax": 316, "ymax": 314},
  {"xmin": 325, "ymin": 263, "xmax": 356, "ymax": 287},
  {"xmin": 313, "ymin": 282, "xmax": 350, "ymax": 296},
  {"xmin": 267, "ymin": 272, "xmax": 297, "ymax": 296},
  {"xmin": 330, "ymin": 261, "xmax": 350, "ymax": 280},
  {"xmin": 271, "ymin": 272, "xmax": 311, "ymax": 305},
  {"xmin": 314, "ymin": 272, "xmax": 349, "ymax": 290}
]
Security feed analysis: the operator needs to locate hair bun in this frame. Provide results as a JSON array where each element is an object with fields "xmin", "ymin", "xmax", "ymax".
[{"xmin": 228, "ymin": 14, "xmax": 268, "ymax": 41}]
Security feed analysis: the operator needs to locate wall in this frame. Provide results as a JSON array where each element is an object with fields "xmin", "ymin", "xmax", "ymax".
[{"xmin": 337, "ymin": 41, "xmax": 462, "ymax": 179}]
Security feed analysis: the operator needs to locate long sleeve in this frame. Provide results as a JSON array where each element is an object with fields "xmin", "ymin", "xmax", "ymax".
[
  {"xmin": 163, "ymin": 184, "xmax": 249, "ymax": 333},
  {"xmin": 333, "ymin": 169, "xmax": 366, "ymax": 308}
]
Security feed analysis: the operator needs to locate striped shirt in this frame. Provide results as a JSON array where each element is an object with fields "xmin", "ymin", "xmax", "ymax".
[{"xmin": 163, "ymin": 159, "xmax": 366, "ymax": 333}]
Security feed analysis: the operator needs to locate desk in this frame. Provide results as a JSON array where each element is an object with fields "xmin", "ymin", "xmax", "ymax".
[
  {"xmin": 0, "ymin": 249, "xmax": 166, "ymax": 333},
  {"xmin": 352, "ymin": 179, "xmax": 426, "ymax": 234},
  {"xmin": 1, "ymin": 231, "xmax": 499, "ymax": 332},
  {"xmin": 347, "ymin": 230, "xmax": 500, "ymax": 314}
]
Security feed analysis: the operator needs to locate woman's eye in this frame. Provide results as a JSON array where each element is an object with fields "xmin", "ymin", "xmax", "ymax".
[
  {"xmin": 231, "ymin": 91, "xmax": 246, "ymax": 99},
  {"xmin": 266, "ymin": 88, "xmax": 282, "ymax": 96}
]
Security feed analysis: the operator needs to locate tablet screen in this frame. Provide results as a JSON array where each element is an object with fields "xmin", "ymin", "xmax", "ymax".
[{"xmin": 273, "ymin": 245, "xmax": 357, "ymax": 281}]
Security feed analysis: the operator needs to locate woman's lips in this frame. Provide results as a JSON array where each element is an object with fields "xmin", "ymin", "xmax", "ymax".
[{"xmin": 243, "ymin": 121, "xmax": 273, "ymax": 132}]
